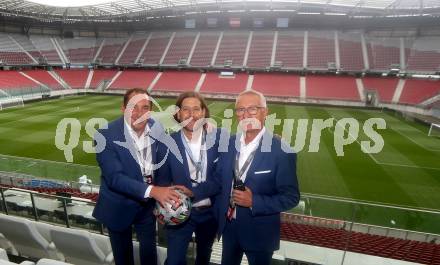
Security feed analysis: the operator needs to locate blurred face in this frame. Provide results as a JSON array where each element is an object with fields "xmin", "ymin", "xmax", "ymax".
[
  {"xmin": 122, "ymin": 93, "xmax": 152, "ymax": 133},
  {"xmin": 235, "ymin": 94, "xmax": 268, "ymax": 133},
  {"xmin": 177, "ymin": 97, "xmax": 206, "ymax": 132}
]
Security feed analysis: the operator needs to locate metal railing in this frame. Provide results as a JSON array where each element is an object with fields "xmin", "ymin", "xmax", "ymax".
[{"xmin": 1, "ymin": 186, "xmax": 439, "ymax": 264}]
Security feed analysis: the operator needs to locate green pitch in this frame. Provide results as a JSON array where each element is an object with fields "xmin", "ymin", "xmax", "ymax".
[{"xmin": 0, "ymin": 94, "xmax": 439, "ymax": 232}]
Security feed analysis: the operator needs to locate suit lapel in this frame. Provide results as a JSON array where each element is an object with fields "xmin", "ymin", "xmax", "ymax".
[
  {"xmin": 244, "ymin": 130, "xmax": 272, "ymax": 185},
  {"xmin": 224, "ymin": 136, "xmax": 237, "ymax": 193},
  {"xmin": 115, "ymin": 117, "xmax": 143, "ymax": 178},
  {"xmin": 206, "ymin": 130, "xmax": 217, "ymax": 174},
  {"xmin": 175, "ymin": 132, "xmax": 192, "ymax": 185},
  {"xmin": 244, "ymin": 146, "xmax": 264, "ymax": 185}
]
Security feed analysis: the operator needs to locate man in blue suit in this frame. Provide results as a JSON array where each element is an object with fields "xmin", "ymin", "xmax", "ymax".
[
  {"xmin": 156, "ymin": 92, "xmax": 226, "ymax": 265},
  {"xmin": 216, "ymin": 90, "xmax": 300, "ymax": 265},
  {"xmin": 93, "ymin": 88, "xmax": 182, "ymax": 265}
]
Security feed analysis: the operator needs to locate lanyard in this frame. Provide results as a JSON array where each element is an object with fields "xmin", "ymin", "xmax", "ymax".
[
  {"xmin": 133, "ymin": 131, "xmax": 153, "ymax": 178},
  {"xmin": 234, "ymin": 148, "xmax": 257, "ymax": 182},
  {"xmin": 181, "ymin": 129, "xmax": 206, "ymax": 185},
  {"xmin": 234, "ymin": 133, "xmax": 263, "ymax": 181}
]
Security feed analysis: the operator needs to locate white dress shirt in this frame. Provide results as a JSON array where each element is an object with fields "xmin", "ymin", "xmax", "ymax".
[
  {"xmin": 237, "ymin": 127, "xmax": 266, "ymax": 182},
  {"xmin": 232, "ymin": 127, "xmax": 266, "ymax": 218},
  {"xmin": 182, "ymin": 131, "xmax": 211, "ymax": 207},
  {"xmin": 124, "ymin": 121, "xmax": 153, "ymax": 198}
]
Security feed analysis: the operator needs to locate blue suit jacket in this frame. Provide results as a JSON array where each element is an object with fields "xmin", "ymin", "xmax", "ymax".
[
  {"xmin": 92, "ymin": 117, "xmax": 168, "ymax": 232},
  {"xmin": 216, "ymin": 130, "xmax": 300, "ymax": 251},
  {"xmin": 156, "ymin": 129, "xmax": 224, "ymax": 216}
]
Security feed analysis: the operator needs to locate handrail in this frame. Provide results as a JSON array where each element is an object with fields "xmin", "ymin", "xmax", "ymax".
[
  {"xmin": 302, "ymin": 192, "xmax": 440, "ymax": 215},
  {"xmin": 1, "ymin": 186, "xmax": 439, "ymax": 241}
]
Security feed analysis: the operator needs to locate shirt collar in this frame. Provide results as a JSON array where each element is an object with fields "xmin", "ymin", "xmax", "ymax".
[
  {"xmin": 124, "ymin": 119, "xmax": 150, "ymax": 141},
  {"xmin": 240, "ymin": 127, "xmax": 266, "ymax": 148},
  {"xmin": 182, "ymin": 128, "xmax": 203, "ymax": 146}
]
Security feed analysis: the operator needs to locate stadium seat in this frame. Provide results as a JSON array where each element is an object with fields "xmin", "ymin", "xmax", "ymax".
[
  {"xmin": 152, "ymin": 71, "xmax": 201, "ymax": 92},
  {"xmin": 140, "ymin": 32, "xmax": 172, "ymax": 65},
  {"xmin": 246, "ymin": 31, "xmax": 274, "ymax": 68},
  {"xmin": 339, "ymin": 32, "xmax": 364, "ymax": 71},
  {"xmin": 0, "ymin": 260, "xmax": 35, "ymax": 265},
  {"xmin": 0, "ymin": 214, "xmax": 62, "ymax": 260},
  {"xmin": 275, "ymin": 31, "xmax": 304, "ymax": 69},
  {"xmin": 214, "ymin": 32, "xmax": 248, "ymax": 67},
  {"xmin": 0, "ymin": 248, "xmax": 8, "ymax": 261},
  {"xmin": 36, "ymin": 259, "xmax": 72, "ymax": 265},
  {"xmin": 89, "ymin": 69, "xmax": 118, "ymax": 89},
  {"xmin": 308, "ymin": 31, "xmax": 336, "ymax": 70},
  {"xmin": 252, "ymin": 73, "xmax": 300, "ymax": 97},
  {"xmin": 133, "ymin": 243, "xmax": 166, "ymax": 265},
  {"xmin": 162, "ymin": 32, "xmax": 196, "ymax": 65},
  {"xmin": 95, "ymin": 38, "xmax": 126, "ymax": 64},
  {"xmin": 108, "ymin": 70, "xmax": 158, "ymax": 90},
  {"xmin": 0, "ymin": 234, "xmax": 17, "ymax": 256},
  {"xmin": 189, "ymin": 32, "xmax": 219, "ymax": 67},
  {"xmin": 50, "ymin": 228, "xmax": 113, "ymax": 265},
  {"xmin": 117, "ymin": 34, "xmax": 147, "ymax": 65}
]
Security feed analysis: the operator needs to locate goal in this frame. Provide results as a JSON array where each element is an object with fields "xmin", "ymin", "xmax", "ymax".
[
  {"xmin": 428, "ymin": 123, "xmax": 440, "ymax": 138},
  {"xmin": 0, "ymin": 97, "xmax": 24, "ymax": 111}
]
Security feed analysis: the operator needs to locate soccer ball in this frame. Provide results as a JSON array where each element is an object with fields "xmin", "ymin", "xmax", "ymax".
[{"xmin": 154, "ymin": 189, "xmax": 191, "ymax": 226}]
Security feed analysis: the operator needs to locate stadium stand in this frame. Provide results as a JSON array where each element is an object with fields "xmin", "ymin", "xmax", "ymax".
[
  {"xmin": 1, "ymin": 66, "xmax": 439, "ymax": 107},
  {"xmin": 246, "ymin": 31, "xmax": 274, "ymax": 68},
  {"xmin": 308, "ymin": 31, "xmax": 336, "ymax": 70},
  {"xmin": 188, "ymin": 32, "xmax": 219, "ymax": 67},
  {"xmin": 0, "ymin": 181, "xmax": 98, "ymax": 202},
  {"xmin": 139, "ymin": 32, "xmax": 172, "ymax": 65},
  {"xmin": 0, "ymin": 233, "xmax": 17, "ymax": 257},
  {"xmin": 0, "ymin": 71, "xmax": 38, "ymax": 89},
  {"xmin": 28, "ymin": 36, "xmax": 62, "ymax": 65},
  {"xmin": 366, "ymin": 37, "xmax": 401, "ymax": 71},
  {"xmin": 20, "ymin": 70, "xmax": 62, "ymax": 90},
  {"xmin": 117, "ymin": 34, "xmax": 147, "ymax": 65},
  {"xmin": 0, "ymin": 212, "xmax": 167, "ymax": 265},
  {"xmin": 362, "ymin": 76, "xmax": 399, "ymax": 103},
  {"xmin": 399, "ymin": 79, "xmax": 440, "ymax": 105},
  {"xmin": 428, "ymin": 100, "xmax": 440, "ymax": 110},
  {"xmin": 274, "ymin": 31, "xmax": 304, "ymax": 69},
  {"xmin": 280, "ymin": 221, "xmax": 440, "ymax": 265},
  {"xmin": 88, "ymin": 70, "xmax": 118, "ymax": 90},
  {"xmin": 50, "ymin": 229, "xmax": 113, "ymax": 265},
  {"xmin": 108, "ymin": 70, "xmax": 157, "ymax": 90},
  {"xmin": 93, "ymin": 38, "xmax": 121, "ymax": 65},
  {"xmin": 9, "ymin": 34, "xmax": 41, "ymax": 64},
  {"xmin": 339, "ymin": 32, "xmax": 364, "ymax": 72},
  {"xmin": 0, "ymin": 31, "xmax": 439, "ymax": 74},
  {"xmin": 54, "ymin": 70, "xmax": 89, "ymax": 89},
  {"xmin": 152, "ymin": 71, "xmax": 201, "ymax": 92},
  {"xmin": 1, "ymin": 1, "xmax": 440, "ymax": 263},
  {"xmin": 406, "ymin": 37, "xmax": 440, "ymax": 73},
  {"xmin": 1, "ymin": 247, "xmax": 72, "ymax": 264},
  {"xmin": 162, "ymin": 32, "xmax": 197, "ymax": 66},
  {"xmin": 306, "ymin": 75, "xmax": 360, "ymax": 101},
  {"xmin": 251, "ymin": 73, "xmax": 300, "ymax": 97},
  {"xmin": 199, "ymin": 72, "xmax": 247, "ymax": 94},
  {"xmin": 58, "ymin": 38, "xmax": 98, "ymax": 65},
  {"xmin": 214, "ymin": 31, "xmax": 248, "ymax": 67},
  {"xmin": 0, "ymin": 34, "xmax": 34, "ymax": 65},
  {"xmin": 0, "ymin": 214, "xmax": 62, "ymax": 260}
]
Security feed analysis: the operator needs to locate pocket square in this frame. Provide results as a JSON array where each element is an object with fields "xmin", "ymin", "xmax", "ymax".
[
  {"xmin": 213, "ymin": 157, "xmax": 219, "ymax": 163},
  {"xmin": 254, "ymin": 170, "xmax": 271, "ymax": 174}
]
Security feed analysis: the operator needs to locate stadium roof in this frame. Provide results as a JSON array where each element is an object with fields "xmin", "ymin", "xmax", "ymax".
[{"xmin": 0, "ymin": 0, "xmax": 439, "ymax": 22}]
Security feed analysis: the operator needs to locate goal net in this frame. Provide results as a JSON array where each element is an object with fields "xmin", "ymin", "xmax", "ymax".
[
  {"xmin": 428, "ymin": 123, "xmax": 440, "ymax": 138},
  {"xmin": 0, "ymin": 97, "xmax": 24, "ymax": 111}
]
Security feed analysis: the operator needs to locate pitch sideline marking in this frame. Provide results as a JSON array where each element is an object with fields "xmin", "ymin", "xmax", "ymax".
[
  {"xmin": 0, "ymin": 153, "xmax": 99, "ymax": 169},
  {"xmin": 331, "ymin": 115, "xmax": 440, "ymax": 171}
]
